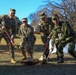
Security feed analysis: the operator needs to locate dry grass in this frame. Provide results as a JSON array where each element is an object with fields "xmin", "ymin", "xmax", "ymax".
[
  {"xmin": 0, "ymin": 34, "xmax": 76, "ymax": 62},
  {"xmin": 0, "ymin": 34, "xmax": 43, "ymax": 61},
  {"xmin": 0, "ymin": 34, "xmax": 76, "ymax": 75}
]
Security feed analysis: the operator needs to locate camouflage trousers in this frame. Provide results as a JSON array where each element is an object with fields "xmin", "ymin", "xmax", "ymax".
[
  {"xmin": 19, "ymin": 37, "xmax": 33, "ymax": 54},
  {"xmin": 56, "ymin": 40, "xmax": 76, "ymax": 58},
  {"xmin": 41, "ymin": 35, "xmax": 49, "ymax": 58},
  {"xmin": 0, "ymin": 32, "xmax": 15, "ymax": 59}
]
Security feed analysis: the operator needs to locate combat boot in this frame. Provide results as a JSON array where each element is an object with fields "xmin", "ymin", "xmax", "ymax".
[
  {"xmin": 21, "ymin": 51, "xmax": 27, "ymax": 60},
  {"xmin": 11, "ymin": 58, "xmax": 16, "ymax": 64},
  {"xmin": 57, "ymin": 56, "xmax": 64, "ymax": 63}
]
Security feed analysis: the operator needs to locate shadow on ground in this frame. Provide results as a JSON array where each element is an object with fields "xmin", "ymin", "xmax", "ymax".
[
  {"xmin": 0, "ymin": 45, "xmax": 44, "ymax": 52},
  {"xmin": 0, "ymin": 62, "xmax": 76, "ymax": 75},
  {"xmin": 0, "ymin": 45, "xmax": 76, "ymax": 75}
]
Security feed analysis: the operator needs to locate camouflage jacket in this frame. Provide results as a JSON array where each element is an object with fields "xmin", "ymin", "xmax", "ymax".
[
  {"xmin": 19, "ymin": 24, "xmax": 35, "ymax": 42},
  {"xmin": 50, "ymin": 21, "xmax": 75, "ymax": 46},
  {"xmin": 39, "ymin": 18, "xmax": 54, "ymax": 36},
  {"xmin": 0, "ymin": 15, "xmax": 16, "ymax": 37}
]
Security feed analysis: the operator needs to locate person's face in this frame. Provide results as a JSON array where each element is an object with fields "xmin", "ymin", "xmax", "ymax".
[
  {"xmin": 9, "ymin": 11, "xmax": 15, "ymax": 18},
  {"xmin": 52, "ymin": 18, "xmax": 58, "ymax": 25},
  {"xmin": 41, "ymin": 16, "xmax": 47, "ymax": 22},
  {"xmin": 22, "ymin": 21, "xmax": 27, "ymax": 26}
]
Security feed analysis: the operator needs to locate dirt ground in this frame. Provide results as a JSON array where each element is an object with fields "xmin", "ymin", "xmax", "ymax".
[{"xmin": 0, "ymin": 47, "xmax": 76, "ymax": 75}]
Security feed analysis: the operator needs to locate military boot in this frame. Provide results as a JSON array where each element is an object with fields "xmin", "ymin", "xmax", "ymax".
[
  {"xmin": 57, "ymin": 56, "xmax": 64, "ymax": 63},
  {"xmin": 21, "ymin": 50, "xmax": 27, "ymax": 60},
  {"xmin": 11, "ymin": 58, "xmax": 16, "ymax": 64}
]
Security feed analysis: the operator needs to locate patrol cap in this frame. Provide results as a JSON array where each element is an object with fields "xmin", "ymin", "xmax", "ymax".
[
  {"xmin": 22, "ymin": 18, "xmax": 28, "ymax": 22},
  {"xmin": 52, "ymin": 14, "xmax": 59, "ymax": 20},
  {"xmin": 39, "ymin": 12, "xmax": 46, "ymax": 18}
]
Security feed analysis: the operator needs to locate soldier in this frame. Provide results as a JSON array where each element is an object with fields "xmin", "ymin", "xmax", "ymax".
[
  {"xmin": 0, "ymin": 8, "xmax": 16, "ymax": 63},
  {"xmin": 19, "ymin": 18, "xmax": 36, "ymax": 60},
  {"xmin": 36, "ymin": 12, "xmax": 54, "ymax": 60},
  {"xmin": 48, "ymin": 14, "xmax": 76, "ymax": 63}
]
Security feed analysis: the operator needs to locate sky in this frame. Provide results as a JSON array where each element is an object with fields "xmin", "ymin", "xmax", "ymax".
[{"xmin": 0, "ymin": 0, "xmax": 45, "ymax": 22}]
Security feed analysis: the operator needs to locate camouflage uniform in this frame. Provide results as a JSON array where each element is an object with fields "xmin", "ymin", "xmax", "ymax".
[
  {"xmin": 19, "ymin": 18, "xmax": 36, "ymax": 59},
  {"xmin": 0, "ymin": 12, "xmax": 16, "ymax": 60},
  {"xmin": 51, "ymin": 20, "xmax": 76, "ymax": 63},
  {"xmin": 39, "ymin": 12, "xmax": 54, "ymax": 58}
]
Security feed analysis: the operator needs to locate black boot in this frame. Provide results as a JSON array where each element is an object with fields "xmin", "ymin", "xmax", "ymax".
[{"xmin": 57, "ymin": 56, "xmax": 64, "ymax": 63}]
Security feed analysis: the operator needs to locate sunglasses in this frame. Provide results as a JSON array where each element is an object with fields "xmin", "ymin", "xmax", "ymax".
[
  {"xmin": 22, "ymin": 21, "xmax": 27, "ymax": 22},
  {"xmin": 11, "ymin": 12, "xmax": 15, "ymax": 14}
]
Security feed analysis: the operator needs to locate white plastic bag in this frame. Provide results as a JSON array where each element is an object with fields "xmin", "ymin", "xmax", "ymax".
[
  {"xmin": 49, "ymin": 39, "xmax": 68, "ymax": 54},
  {"xmin": 49, "ymin": 39, "xmax": 56, "ymax": 53}
]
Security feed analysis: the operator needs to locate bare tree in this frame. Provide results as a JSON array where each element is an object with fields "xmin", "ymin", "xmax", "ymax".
[
  {"xmin": 28, "ymin": 8, "xmax": 53, "ymax": 31},
  {"xmin": 29, "ymin": 0, "xmax": 76, "ymax": 30},
  {"xmin": 44, "ymin": 0, "xmax": 76, "ymax": 30}
]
